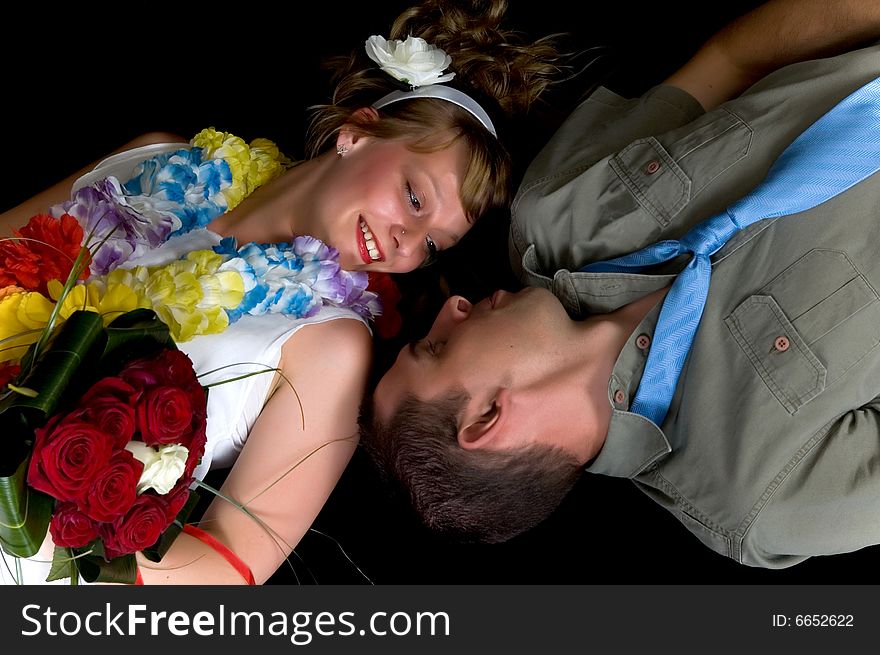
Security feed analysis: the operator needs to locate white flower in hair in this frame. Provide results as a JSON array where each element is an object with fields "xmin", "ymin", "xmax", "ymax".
[{"xmin": 365, "ymin": 35, "xmax": 455, "ymax": 88}]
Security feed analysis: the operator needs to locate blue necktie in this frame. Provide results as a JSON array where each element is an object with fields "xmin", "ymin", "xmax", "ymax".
[{"xmin": 583, "ymin": 76, "xmax": 880, "ymax": 426}]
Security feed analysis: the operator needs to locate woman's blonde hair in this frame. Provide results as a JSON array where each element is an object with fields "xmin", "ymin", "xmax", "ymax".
[{"xmin": 306, "ymin": 0, "xmax": 567, "ymax": 224}]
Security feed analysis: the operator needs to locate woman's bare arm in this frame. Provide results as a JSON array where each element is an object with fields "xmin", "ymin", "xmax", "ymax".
[
  {"xmin": 0, "ymin": 131, "xmax": 187, "ymax": 235},
  {"xmin": 137, "ymin": 317, "xmax": 373, "ymax": 584}
]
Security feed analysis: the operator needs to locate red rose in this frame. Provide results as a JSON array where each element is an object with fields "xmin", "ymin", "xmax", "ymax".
[
  {"xmin": 183, "ymin": 422, "xmax": 207, "ymax": 479},
  {"xmin": 79, "ymin": 376, "xmax": 139, "ymax": 407},
  {"xmin": 136, "ymin": 386, "xmax": 194, "ymax": 446},
  {"xmin": 101, "ymin": 494, "xmax": 173, "ymax": 559},
  {"xmin": 122, "ymin": 348, "xmax": 200, "ymax": 391},
  {"xmin": 27, "ymin": 417, "xmax": 115, "ymax": 503},
  {"xmin": 72, "ymin": 377, "xmax": 139, "ymax": 448},
  {"xmin": 49, "ymin": 503, "xmax": 100, "ymax": 549},
  {"xmin": 80, "ymin": 451, "xmax": 143, "ymax": 523},
  {"xmin": 162, "ymin": 483, "xmax": 192, "ymax": 523}
]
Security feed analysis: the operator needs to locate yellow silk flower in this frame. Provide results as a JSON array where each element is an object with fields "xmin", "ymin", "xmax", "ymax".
[
  {"xmin": 192, "ymin": 128, "xmax": 294, "ymax": 212},
  {"xmin": 47, "ymin": 279, "xmax": 146, "ymax": 325},
  {"xmin": 108, "ymin": 250, "xmax": 245, "ymax": 342},
  {"xmin": 0, "ymin": 289, "xmax": 55, "ymax": 363}
]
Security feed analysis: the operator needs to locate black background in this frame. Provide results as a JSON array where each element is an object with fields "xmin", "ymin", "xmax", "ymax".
[{"xmin": 5, "ymin": 1, "xmax": 879, "ymax": 585}]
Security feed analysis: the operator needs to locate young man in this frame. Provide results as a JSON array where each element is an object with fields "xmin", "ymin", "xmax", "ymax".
[{"xmin": 361, "ymin": 0, "xmax": 880, "ymax": 570}]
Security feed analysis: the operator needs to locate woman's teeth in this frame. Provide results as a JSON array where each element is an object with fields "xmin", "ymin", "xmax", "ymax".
[{"xmin": 360, "ymin": 219, "xmax": 381, "ymax": 261}]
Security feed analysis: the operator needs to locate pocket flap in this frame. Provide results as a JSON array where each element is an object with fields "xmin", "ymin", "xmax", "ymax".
[{"xmin": 725, "ymin": 295, "xmax": 827, "ymax": 414}]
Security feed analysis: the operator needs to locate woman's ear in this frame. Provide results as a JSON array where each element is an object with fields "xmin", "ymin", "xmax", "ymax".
[{"xmin": 337, "ymin": 107, "xmax": 381, "ymax": 152}]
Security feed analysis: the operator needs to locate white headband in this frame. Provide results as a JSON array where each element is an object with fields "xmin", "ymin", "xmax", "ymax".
[{"xmin": 372, "ymin": 85, "xmax": 497, "ymax": 138}]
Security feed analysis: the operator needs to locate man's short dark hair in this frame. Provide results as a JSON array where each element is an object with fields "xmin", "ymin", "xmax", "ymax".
[{"xmin": 359, "ymin": 390, "xmax": 583, "ymax": 544}]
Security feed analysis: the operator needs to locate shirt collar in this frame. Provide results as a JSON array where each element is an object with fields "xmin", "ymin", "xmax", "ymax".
[{"xmin": 585, "ymin": 409, "xmax": 671, "ymax": 478}]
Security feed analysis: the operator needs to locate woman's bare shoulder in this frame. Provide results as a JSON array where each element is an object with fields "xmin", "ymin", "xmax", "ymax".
[{"xmin": 280, "ymin": 315, "xmax": 373, "ymax": 378}]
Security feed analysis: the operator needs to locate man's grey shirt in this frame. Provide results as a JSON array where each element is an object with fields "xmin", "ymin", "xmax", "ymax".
[{"xmin": 509, "ymin": 44, "xmax": 880, "ymax": 568}]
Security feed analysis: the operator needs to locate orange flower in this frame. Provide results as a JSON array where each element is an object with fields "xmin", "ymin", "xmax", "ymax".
[
  {"xmin": 0, "ymin": 237, "xmax": 42, "ymax": 291},
  {"xmin": 16, "ymin": 214, "xmax": 89, "ymax": 295},
  {"xmin": 1, "ymin": 214, "xmax": 87, "ymax": 295}
]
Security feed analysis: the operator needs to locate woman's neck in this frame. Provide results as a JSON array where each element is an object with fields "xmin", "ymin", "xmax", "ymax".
[{"xmin": 208, "ymin": 154, "xmax": 327, "ymax": 244}]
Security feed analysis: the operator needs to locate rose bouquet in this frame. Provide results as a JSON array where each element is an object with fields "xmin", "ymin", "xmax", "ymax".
[{"xmin": 0, "ymin": 308, "xmax": 205, "ymax": 583}]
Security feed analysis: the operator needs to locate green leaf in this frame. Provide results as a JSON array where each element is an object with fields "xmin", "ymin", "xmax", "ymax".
[
  {"xmin": 0, "ymin": 456, "xmax": 53, "ymax": 558},
  {"xmin": 77, "ymin": 551, "xmax": 138, "ymax": 585},
  {"xmin": 102, "ymin": 308, "xmax": 175, "ymax": 366},
  {"xmin": 48, "ymin": 540, "xmax": 137, "ymax": 584},
  {"xmin": 46, "ymin": 546, "xmax": 78, "ymax": 582}
]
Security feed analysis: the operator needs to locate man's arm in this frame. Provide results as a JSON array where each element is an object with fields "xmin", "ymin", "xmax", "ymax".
[{"xmin": 665, "ymin": 0, "xmax": 880, "ymax": 111}]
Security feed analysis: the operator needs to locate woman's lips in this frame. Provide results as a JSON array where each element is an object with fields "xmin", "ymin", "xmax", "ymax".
[{"xmin": 357, "ymin": 216, "xmax": 385, "ymax": 264}]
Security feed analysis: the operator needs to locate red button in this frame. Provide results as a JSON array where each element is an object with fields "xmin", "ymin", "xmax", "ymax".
[
  {"xmin": 774, "ymin": 336, "xmax": 790, "ymax": 352},
  {"xmin": 636, "ymin": 334, "xmax": 651, "ymax": 350},
  {"xmin": 645, "ymin": 160, "xmax": 661, "ymax": 174},
  {"xmin": 614, "ymin": 389, "xmax": 626, "ymax": 404}
]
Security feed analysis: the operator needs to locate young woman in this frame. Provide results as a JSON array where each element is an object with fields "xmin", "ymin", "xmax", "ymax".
[{"xmin": 0, "ymin": 0, "xmax": 566, "ymax": 584}]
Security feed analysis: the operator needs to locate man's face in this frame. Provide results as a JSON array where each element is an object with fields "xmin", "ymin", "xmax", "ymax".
[{"xmin": 373, "ymin": 287, "xmax": 586, "ymax": 454}]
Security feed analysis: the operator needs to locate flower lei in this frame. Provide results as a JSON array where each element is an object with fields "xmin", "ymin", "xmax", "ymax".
[{"xmin": 0, "ymin": 128, "xmax": 382, "ymax": 367}]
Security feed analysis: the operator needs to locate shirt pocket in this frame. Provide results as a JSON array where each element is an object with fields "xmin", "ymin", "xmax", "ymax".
[
  {"xmin": 609, "ymin": 109, "xmax": 752, "ymax": 229},
  {"xmin": 724, "ymin": 249, "xmax": 880, "ymax": 414}
]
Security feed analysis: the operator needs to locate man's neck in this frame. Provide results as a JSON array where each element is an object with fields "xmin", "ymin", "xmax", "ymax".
[{"xmin": 571, "ymin": 285, "xmax": 671, "ymax": 459}]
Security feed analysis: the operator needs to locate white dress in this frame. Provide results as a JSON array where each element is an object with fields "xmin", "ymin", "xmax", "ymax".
[
  {"xmin": 114, "ymin": 227, "xmax": 369, "ymax": 480},
  {"xmin": 1, "ymin": 146, "xmax": 369, "ymax": 584}
]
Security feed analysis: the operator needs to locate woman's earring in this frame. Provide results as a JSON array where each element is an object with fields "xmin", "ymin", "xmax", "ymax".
[{"xmin": 336, "ymin": 144, "xmax": 349, "ymax": 156}]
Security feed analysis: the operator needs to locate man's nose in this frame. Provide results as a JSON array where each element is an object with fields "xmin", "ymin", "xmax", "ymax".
[{"xmin": 429, "ymin": 295, "xmax": 472, "ymax": 337}]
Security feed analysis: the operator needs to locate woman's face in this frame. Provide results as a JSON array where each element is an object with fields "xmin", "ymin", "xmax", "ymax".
[{"xmin": 303, "ymin": 132, "xmax": 473, "ymax": 273}]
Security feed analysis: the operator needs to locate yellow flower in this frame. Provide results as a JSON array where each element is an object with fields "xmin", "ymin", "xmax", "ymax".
[
  {"xmin": 48, "ymin": 279, "xmax": 145, "ymax": 325},
  {"xmin": 0, "ymin": 291, "xmax": 54, "ymax": 363},
  {"xmin": 248, "ymin": 138, "xmax": 296, "ymax": 189},
  {"xmin": 192, "ymin": 128, "xmax": 251, "ymax": 210},
  {"xmin": 110, "ymin": 250, "xmax": 244, "ymax": 342},
  {"xmin": 191, "ymin": 128, "xmax": 295, "ymax": 212}
]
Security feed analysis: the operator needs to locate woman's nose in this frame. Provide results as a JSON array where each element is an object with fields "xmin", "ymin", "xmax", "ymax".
[{"xmin": 391, "ymin": 223, "xmax": 419, "ymax": 255}]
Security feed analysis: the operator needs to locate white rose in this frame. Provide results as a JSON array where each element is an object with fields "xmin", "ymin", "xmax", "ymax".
[
  {"xmin": 365, "ymin": 35, "xmax": 455, "ymax": 87},
  {"xmin": 125, "ymin": 441, "xmax": 190, "ymax": 495}
]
